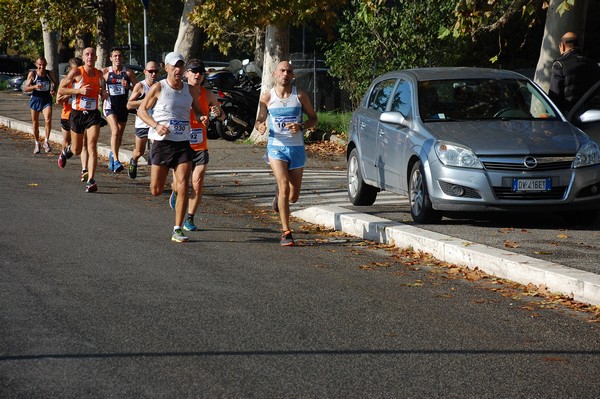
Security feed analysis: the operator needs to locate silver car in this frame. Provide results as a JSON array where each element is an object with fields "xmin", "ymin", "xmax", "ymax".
[{"xmin": 346, "ymin": 67, "xmax": 600, "ymax": 223}]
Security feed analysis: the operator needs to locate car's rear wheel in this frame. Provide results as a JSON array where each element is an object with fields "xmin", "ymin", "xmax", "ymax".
[
  {"xmin": 347, "ymin": 148, "xmax": 378, "ymax": 205},
  {"xmin": 409, "ymin": 161, "xmax": 442, "ymax": 223}
]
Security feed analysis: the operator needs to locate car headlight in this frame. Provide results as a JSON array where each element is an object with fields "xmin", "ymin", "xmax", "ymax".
[
  {"xmin": 435, "ymin": 142, "xmax": 483, "ymax": 169},
  {"xmin": 573, "ymin": 141, "xmax": 600, "ymax": 168}
]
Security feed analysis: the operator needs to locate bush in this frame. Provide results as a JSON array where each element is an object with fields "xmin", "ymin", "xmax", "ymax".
[{"xmin": 316, "ymin": 111, "xmax": 351, "ymax": 137}]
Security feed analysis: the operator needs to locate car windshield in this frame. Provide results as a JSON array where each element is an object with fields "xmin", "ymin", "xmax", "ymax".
[{"xmin": 418, "ymin": 78, "xmax": 559, "ymax": 122}]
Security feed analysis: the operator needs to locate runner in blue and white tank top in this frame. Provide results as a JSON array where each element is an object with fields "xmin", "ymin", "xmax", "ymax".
[
  {"xmin": 137, "ymin": 52, "xmax": 205, "ymax": 243},
  {"xmin": 255, "ymin": 60, "xmax": 318, "ymax": 246},
  {"xmin": 126, "ymin": 60, "xmax": 160, "ymax": 179}
]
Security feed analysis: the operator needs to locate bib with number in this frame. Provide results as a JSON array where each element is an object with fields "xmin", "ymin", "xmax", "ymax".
[
  {"xmin": 80, "ymin": 97, "xmax": 97, "ymax": 110},
  {"xmin": 108, "ymin": 84, "xmax": 126, "ymax": 96},
  {"xmin": 190, "ymin": 128, "xmax": 204, "ymax": 144},
  {"xmin": 169, "ymin": 119, "xmax": 190, "ymax": 135}
]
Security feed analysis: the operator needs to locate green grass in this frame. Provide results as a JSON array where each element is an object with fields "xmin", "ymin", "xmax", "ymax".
[
  {"xmin": 0, "ymin": 81, "xmax": 8, "ymax": 90},
  {"xmin": 316, "ymin": 111, "xmax": 351, "ymax": 137}
]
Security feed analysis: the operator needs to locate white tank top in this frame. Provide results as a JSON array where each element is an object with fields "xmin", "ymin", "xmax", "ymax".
[
  {"xmin": 267, "ymin": 86, "xmax": 304, "ymax": 147},
  {"xmin": 148, "ymin": 80, "xmax": 193, "ymax": 142},
  {"xmin": 134, "ymin": 81, "xmax": 152, "ymax": 129}
]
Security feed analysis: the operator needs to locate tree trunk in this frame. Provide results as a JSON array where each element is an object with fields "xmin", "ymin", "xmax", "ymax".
[
  {"xmin": 75, "ymin": 32, "xmax": 93, "ymax": 58},
  {"xmin": 174, "ymin": 0, "xmax": 202, "ymax": 60},
  {"xmin": 534, "ymin": 0, "xmax": 588, "ymax": 94},
  {"xmin": 250, "ymin": 24, "xmax": 289, "ymax": 143},
  {"xmin": 40, "ymin": 18, "xmax": 59, "ymax": 77},
  {"xmin": 95, "ymin": 0, "xmax": 117, "ymax": 68},
  {"xmin": 254, "ymin": 27, "xmax": 265, "ymax": 70}
]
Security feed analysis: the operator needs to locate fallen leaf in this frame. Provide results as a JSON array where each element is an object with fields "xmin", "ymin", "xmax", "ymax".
[
  {"xmin": 557, "ymin": 234, "xmax": 569, "ymax": 239},
  {"xmin": 504, "ymin": 240, "xmax": 520, "ymax": 248}
]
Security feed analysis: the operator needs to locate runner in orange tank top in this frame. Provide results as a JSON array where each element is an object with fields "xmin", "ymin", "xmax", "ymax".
[{"xmin": 58, "ymin": 47, "xmax": 107, "ymax": 193}]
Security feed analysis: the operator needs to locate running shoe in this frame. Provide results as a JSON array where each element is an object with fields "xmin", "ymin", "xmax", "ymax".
[
  {"xmin": 183, "ymin": 218, "xmax": 198, "ymax": 231},
  {"xmin": 128, "ymin": 158, "xmax": 137, "ymax": 179},
  {"xmin": 44, "ymin": 140, "xmax": 51, "ymax": 153},
  {"xmin": 272, "ymin": 190, "xmax": 279, "ymax": 213},
  {"xmin": 113, "ymin": 160, "xmax": 124, "ymax": 173},
  {"xmin": 80, "ymin": 170, "xmax": 89, "ymax": 182},
  {"xmin": 280, "ymin": 230, "xmax": 295, "ymax": 246},
  {"xmin": 85, "ymin": 179, "xmax": 98, "ymax": 193},
  {"xmin": 108, "ymin": 151, "xmax": 114, "ymax": 171},
  {"xmin": 58, "ymin": 150, "xmax": 67, "ymax": 168},
  {"xmin": 65, "ymin": 144, "xmax": 73, "ymax": 159},
  {"xmin": 171, "ymin": 228, "xmax": 188, "ymax": 243},
  {"xmin": 169, "ymin": 191, "xmax": 177, "ymax": 210},
  {"xmin": 33, "ymin": 141, "xmax": 40, "ymax": 154}
]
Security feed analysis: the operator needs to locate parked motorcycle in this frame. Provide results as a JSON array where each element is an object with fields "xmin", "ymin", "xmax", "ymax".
[{"xmin": 205, "ymin": 59, "xmax": 261, "ymax": 141}]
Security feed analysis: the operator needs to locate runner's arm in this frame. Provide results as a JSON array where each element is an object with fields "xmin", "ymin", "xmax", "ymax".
[{"xmin": 254, "ymin": 91, "xmax": 270, "ymax": 133}]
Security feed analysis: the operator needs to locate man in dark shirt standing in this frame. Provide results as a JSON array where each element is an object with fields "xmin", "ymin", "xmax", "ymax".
[{"xmin": 549, "ymin": 32, "xmax": 600, "ymax": 114}]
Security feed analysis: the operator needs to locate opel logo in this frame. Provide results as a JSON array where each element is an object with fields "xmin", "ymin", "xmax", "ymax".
[{"xmin": 524, "ymin": 156, "xmax": 538, "ymax": 169}]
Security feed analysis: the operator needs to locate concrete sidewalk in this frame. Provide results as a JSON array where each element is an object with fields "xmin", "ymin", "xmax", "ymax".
[{"xmin": 2, "ymin": 90, "xmax": 599, "ymax": 306}]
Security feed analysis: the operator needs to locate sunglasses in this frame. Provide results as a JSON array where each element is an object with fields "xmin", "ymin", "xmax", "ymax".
[
  {"xmin": 188, "ymin": 68, "xmax": 204, "ymax": 74},
  {"xmin": 146, "ymin": 70, "xmax": 159, "ymax": 74}
]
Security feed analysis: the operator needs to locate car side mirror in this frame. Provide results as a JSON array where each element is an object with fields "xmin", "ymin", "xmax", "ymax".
[
  {"xmin": 380, "ymin": 111, "xmax": 408, "ymax": 127},
  {"xmin": 579, "ymin": 109, "xmax": 600, "ymax": 124}
]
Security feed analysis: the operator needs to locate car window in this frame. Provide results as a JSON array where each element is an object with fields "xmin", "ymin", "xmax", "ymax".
[
  {"xmin": 418, "ymin": 78, "xmax": 558, "ymax": 121},
  {"xmin": 367, "ymin": 79, "xmax": 396, "ymax": 112},
  {"xmin": 579, "ymin": 85, "xmax": 600, "ymax": 112},
  {"xmin": 390, "ymin": 79, "xmax": 412, "ymax": 116}
]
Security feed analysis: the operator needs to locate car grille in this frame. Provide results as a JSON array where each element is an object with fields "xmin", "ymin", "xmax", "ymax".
[
  {"xmin": 493, "ymin": 186, "xmax": 567, "ymax": 200},
  {"xmin": 482, "ymin": 156, "xmax": 573, "ymax": 171}
]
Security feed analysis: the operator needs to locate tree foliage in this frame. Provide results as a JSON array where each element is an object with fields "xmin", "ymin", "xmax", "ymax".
[
  {"xmin": 325, "ymin": 0, "xmax": 458, "ymax": 107},
  {"xmin": 187, "ymin": 0, "xmax": 347, "ymax": 54}
]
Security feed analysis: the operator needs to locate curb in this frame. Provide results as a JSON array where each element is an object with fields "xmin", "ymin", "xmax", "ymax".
[
  {"xmin": 292, "ymin": 205, "xmax": 600, "ymax": 306},
  {"xmin": 0, "ymin": 115, "xmax": 148, "ymax": 165}
]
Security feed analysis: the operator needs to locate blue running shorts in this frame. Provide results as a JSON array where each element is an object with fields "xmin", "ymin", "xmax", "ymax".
[{"xmin": 265, "ymin": 145, "xmax": 306, "ymax": 170}]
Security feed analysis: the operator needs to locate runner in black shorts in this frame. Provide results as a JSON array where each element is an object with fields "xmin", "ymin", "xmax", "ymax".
[
  {"xmin": 58, "ymin": 47, "xmax": 107, "ymax": 193},
  {"xmin": 103, "ymin": 48, "xmax": 138, "ymax": 173}
]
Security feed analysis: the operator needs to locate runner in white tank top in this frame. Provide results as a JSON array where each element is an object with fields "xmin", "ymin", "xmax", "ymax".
[{"xmin": 137, "ymin": 52, "xmax": 204, "ymax": 243}]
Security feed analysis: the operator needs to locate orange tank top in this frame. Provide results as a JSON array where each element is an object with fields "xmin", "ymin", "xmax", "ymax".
[
  {"xmin": 189, "ymin": 86, "xmax": 210, "ymax": 151},
  {"xmin": 61, "ymin": 100, "xmax": 72, "ymax": 120},
  {"xmin": 72, "ymin": 66, "xmax": 102, "ymax": 111}
]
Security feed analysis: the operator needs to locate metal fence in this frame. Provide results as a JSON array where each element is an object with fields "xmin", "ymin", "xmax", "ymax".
[{"xmin": 290, "ymin": 54, "xmax": 353, "ymax": 113}]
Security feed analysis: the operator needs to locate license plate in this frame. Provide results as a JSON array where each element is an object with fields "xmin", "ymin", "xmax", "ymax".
[{"xmin": 512, "ymin": 178, "xmax": 551, "ymax": 192}]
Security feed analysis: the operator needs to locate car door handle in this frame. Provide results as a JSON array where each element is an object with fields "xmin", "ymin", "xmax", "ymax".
[
  {"xmin": 378, "ymin": 129, "xmax": 385, "ymax": 135},
  {"xmin": 360, "ymin": 122, "xmax": 366, "ymax": 129}
]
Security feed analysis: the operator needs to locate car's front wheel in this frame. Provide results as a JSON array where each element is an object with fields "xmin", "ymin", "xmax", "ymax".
[
  {"xmin": 347, "ymin": 148, "xmax": 378, "ymax": 205},
  {"xmin": 409, "ymin": 161, "xmax": 442, "ymax": 223}
]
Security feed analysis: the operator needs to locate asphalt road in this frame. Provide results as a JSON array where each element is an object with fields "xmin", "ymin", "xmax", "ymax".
[{"xmin": 1, "ymin": 112, "xmax": 600, "ymax": 396}]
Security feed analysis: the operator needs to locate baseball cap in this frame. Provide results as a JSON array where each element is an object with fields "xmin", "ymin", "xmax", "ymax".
[
  {"xmin": 164, "ymin": 52, "xmax": 185, "ymax": 66},
  {"xmin": 185, "ymin": 59, "xmax": 206, "ymax": 74}
]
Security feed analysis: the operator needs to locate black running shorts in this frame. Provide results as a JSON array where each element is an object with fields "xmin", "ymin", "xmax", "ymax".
[
  {"xmin": 150, "ymin": 140, "xmax": 194, "ymax": 169},
  {"xmin": 70, "ymin": 109, "xmax": 102, "ymax": 134}
]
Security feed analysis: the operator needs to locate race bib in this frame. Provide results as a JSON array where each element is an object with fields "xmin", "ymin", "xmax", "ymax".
[
  {"xmin": 169, "ymin": 119, "xmax": 190, "ymax": 135},
  {"xmin": 80, "ymin": 96, "xmax": 97, "ymax": 110},
  {"xmin": 190, "ymin": 128, "xmax": 204, "ymax": 144},
  {"xmin": 108, "ymin": 84, "xmax": 125, "ymax": 96},
  {"xmin": 38, "ymin": 81, "xmax": 50, "ymax": 91},
  {"xmin": 273, "ymin": 116, "xmax": 297, "ymax": 133}
]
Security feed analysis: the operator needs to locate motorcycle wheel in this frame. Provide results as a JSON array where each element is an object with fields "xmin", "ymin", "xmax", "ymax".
[
  {"xmin": 216, "ymin": 120, "xmax": 245, "ymax": 141},
  {"xmin": 207, "ymin": 121, "xmax": 220, "ymax": 139}
]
